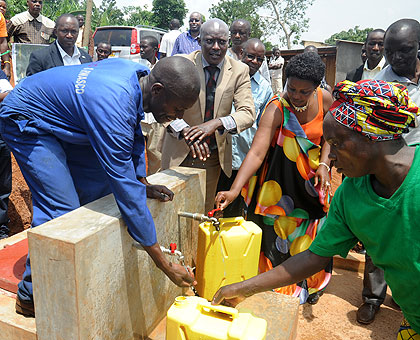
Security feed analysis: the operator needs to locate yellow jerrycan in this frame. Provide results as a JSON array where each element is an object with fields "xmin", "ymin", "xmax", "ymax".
[
  {"xmin": 195, "ymin": 217, "xmax": 262, "ymax": 301},
  {"xmin": 166, "ymin": 296, "xmax": 267, "ymax": 340}
]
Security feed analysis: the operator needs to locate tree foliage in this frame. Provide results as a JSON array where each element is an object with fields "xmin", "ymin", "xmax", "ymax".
[
  {"xmin": 123, "ymin": 6, "xmax": 153, "ymax": 27},
  {"xmin": 209, "ymin": 0, "xmax": 313, "ymax": 49},
  {"xmin": 325, "ymin": 26, "xmax": 373, "ymax": 45},
  {"xmin": 263, "ymin": 0, "xmax": 313, "ymax": 49},
  {"xmin": 151, "ymin": 0, "xmax": 187, "ymax": 30},
  {"xmin": 209, "ymin": 0, "xmax": 266, "ymax": 39}
]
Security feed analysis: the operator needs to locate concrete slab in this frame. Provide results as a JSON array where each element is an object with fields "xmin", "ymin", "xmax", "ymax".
[
  {"xmin": 0, "ymin": 292, "xmax": 36, "ymax": 340},
  {"xmin": 0, "ymin": 238, "xmax": 27, "ymax": 293},
  {"xmin": 237, "ymin": 292, "xmax": 300, "ymax": 340},
  {"xmin": 27, "ymin": 167, "xmax": 205, "ymax": 340}
]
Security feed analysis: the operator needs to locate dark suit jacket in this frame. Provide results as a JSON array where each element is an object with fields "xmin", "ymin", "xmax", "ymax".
[
  {"xmin": 26, "ymin": 41, "xmax": 92, "ymax": 76},
  {"xmin": 346, "ymin": 64, "xmax": 364, "ymax": 82}
]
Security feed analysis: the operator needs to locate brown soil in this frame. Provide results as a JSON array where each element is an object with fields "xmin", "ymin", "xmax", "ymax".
[
  {"xmin": 8, "ymin": 154, "xmax": 32, "ymax": 235},
  {"xmin": 297, "ymin": 268, "xmax": 402, "ymax": 340}
]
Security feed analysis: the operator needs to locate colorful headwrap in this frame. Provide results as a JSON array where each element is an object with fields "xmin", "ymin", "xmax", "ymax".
[{"xmin": 330, "ymin": 79, "xmax": 419, "ymax": 141}]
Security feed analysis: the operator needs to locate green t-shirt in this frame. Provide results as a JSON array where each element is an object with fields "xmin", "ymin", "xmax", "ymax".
[{"xmin": 310, "ymin": 145, "xmax": 420, "ymax": 333}]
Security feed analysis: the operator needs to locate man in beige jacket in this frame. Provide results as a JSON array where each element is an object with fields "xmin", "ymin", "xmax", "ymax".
[{"xmin": 161, "ymin": 19, "xmax": 255, "ymax": 213}]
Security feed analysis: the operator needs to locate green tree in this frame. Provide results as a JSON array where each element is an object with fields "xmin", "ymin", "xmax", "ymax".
[
  {"xmin": 4, "ymin": 0, "xmax": 27, "ymax": 18},
  {"xmin": 42, "ymin": 0, "xmax": 82, "ymax": 21},
  {"xmin": 123, "ymin": 6, "xmax": 153, "ymax": 27},
  {"xmin": 151, "ymin": 0, "xmax": 187, "ymax": 30},
  {"xmin": 262, "ymin": 0, "xmax": 314, "ymax": 49},
  {"xmin": 93, "ymin": 0, "xmax": 124, "ymax": 27},
  {"xmin": 208, "ymin": 0, "xmax": 266, "ymax": 39},
  {"xmin": 325, "ymin": 26, "xmax": 373, "ymax": 45}
]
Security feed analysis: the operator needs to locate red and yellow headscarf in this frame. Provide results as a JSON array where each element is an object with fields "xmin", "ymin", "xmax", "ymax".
[{"xmin": 330, "ymin": 80, "xmax": 419, "ymax": 141}]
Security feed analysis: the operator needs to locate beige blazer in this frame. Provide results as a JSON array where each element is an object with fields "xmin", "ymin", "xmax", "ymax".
[{"xmin": 161, "ymin": 51, "xmax": 255, "ymax": 177}]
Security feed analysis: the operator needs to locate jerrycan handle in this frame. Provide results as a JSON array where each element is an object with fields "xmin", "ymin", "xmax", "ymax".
[{"xmin": 197, "ymin": 302, "xmax": 238, "ymax": 320}]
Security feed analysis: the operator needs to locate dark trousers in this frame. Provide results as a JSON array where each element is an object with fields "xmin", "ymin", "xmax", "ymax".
[
  {"xmin": 1, "ymin": 120, "xmax": 111, "ymax": 303},
  {"xmin": 0, "ymin": 135, "xmax": 11, "ymax": 239},
  {"xmin": 362, "ymin": 252, "xmax": 387, "ymax": 306}
]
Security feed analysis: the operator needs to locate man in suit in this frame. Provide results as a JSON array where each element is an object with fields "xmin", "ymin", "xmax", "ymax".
[
  {"xmin": 346, "ymin": 29, "xmax": 386, "ymax": 82},
  {"xmin": 161, "ymin": 19, "xmax": 255, "ymax": 213},
  {"xmin": 26, "ymin": 14, "xmax": 92, "ymax": 76}
]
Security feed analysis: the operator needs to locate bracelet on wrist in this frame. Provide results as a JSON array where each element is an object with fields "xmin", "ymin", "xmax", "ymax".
[
  {"xmin": 319, "ymin": 162, "xmax": 331, "ymax": 172},
  {"xmin": 3, "ymin": 60, "xmax": 10, "ymax": 64}
]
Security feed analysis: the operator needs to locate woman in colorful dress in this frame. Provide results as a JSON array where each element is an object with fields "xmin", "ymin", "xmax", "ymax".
[{"xmin": 215, "ymin": 52, "xmax": 334, "ymax": 304}]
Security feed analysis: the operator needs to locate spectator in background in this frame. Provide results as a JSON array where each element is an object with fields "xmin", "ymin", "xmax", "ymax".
[
  {"xmin": 227, "ymin": 19, "xmax": 271, "ymax": 83},
  {"xmin": 346, "ymin": 29, "xmax": 386, "ymax": 82},
  {"xmin": 268, "ymin": 47, "xmax": 284, "ymax": 95},
  {"xmin": 159, "ymin": 19, "xmax": 181, "ymax": 58},
  {"xmin": 217, "ymin": 38, "xmax": 273, "ymax": 217},
  {"xmin": 0, "ymin": 7, "xmax": 10, "ymax": 78},
  {"xmin": 361, "ymin": 44, "xmax": 368, "ymax": 64},
  {"xmin": 0, "ymin": 1, "xmax": 6, "ymax": 19},
  {"xmin": 75, "ymin": 14, "xmax": 94, "ymax": 56},
  {"xmin": 171, "ymin": 12, "xmax": 202, "ymax": 55},
  {"xmin": 139, "ymin": 35, "xmax": 165, "ymax": 175},
  {"xmin": 26, "ymin": 14, "xmax": 92, "ymax": 76},
  {"xmin": 7, "ymin": 0, "xmax": 54, "ymax": 44},
  {"xmin": 139, "ymin": 36, "xmax": 158, "ymax": 69},
  {"xmin": 96, "ymin": 41, "xmax": 111, "ymax": 61},
  {"xmin": 0, "ymin": 68, "xmax": 13, "ymax": 240}
]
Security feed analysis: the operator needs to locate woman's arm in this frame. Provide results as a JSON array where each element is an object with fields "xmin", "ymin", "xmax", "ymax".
[
  {"xmin": 314, "ymin": 89, "xmax": 334, "ymax": 191},
  {"xmin": 212, "ymin": 250, "xmax": 331, "ymax": 306},
  {"xmin": 215, "ymin": 101, "xmax": 283, "ymax": 209}
]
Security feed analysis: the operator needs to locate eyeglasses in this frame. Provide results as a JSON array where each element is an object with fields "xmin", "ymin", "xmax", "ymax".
[
  {"xmin": 246, "ymin": 54, "xmax": 264, "ymax": 63},
  {"xmin": 189, "ymin": 19, "xmax": 201, "ymax": 23}
]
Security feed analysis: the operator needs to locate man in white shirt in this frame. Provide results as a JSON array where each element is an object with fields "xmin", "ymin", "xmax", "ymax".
[
  {"xmin": 159, "ymin": 19, "xmax": 181, "ymax": 58},
  {"xmin": 268, "ymin": 47, "xmax": 284, "ymax": 95},
  {"xmin": 346, "ymin": 29, "xmax": 386, "ymax": 82},
  {"xmin": 26, "ymin": 14, "xmax": 92, "ymax": 76}
]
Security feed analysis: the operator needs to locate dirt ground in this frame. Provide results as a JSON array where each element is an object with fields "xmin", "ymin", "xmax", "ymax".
[
  {"xmin": 297, "ymin": 268, "xmax": 402, "ymax": 340},
  {"xmin": 8, "ymin": 155, "xmax": 32, "ymax": 235}
]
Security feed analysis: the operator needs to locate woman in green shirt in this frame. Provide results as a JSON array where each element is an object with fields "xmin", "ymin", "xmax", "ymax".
[{"xmin": 212, "ymin": 79, "xmax": 420, "ymax": 339}]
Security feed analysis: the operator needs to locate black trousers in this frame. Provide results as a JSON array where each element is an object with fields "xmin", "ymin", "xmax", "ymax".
[
  {"xmin": 0, "ymin": 135, "xmax": 11, "ymax": 239},
  {"xmin": 362, "ymin": 252, "xmax": 387, "ymax": 306}
]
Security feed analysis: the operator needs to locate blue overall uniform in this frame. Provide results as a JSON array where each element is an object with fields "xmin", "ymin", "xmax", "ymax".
[{"xmin": 0, "ymin": 58, "xmax": 155, "ymax": 302}]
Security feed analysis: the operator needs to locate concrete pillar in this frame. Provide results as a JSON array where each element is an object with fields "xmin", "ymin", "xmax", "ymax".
[{"xmin": 28, "ymin": 167, "xmax": 205, "ymax": 340}]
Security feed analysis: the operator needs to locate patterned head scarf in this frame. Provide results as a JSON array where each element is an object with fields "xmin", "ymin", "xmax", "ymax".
[{"xmin": 330, "ymin": 80, "xmax": 419, "ymax": 141}]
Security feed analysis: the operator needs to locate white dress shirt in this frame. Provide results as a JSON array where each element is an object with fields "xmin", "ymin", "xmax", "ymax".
[{"xmin": 56, "ymin": 41, "xmax": 81, "ymax": 66}]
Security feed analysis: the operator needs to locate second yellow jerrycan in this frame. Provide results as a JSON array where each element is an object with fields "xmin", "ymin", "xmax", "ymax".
[
  {"xmin": 166, "ymin": 296, "xmax": 267, "ymax": 340},
  {"xmin": 196, "ymin": 217, "xmax": 262, "ymax": 301}
]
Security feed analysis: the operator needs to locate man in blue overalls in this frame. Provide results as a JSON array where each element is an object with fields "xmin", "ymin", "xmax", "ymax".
[{"xmin": 0, "ymin": 57, "xmax": 201, "ymax": 317}]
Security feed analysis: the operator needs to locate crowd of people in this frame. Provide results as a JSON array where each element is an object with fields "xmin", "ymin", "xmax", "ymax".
[{"xmin": 0, "ymin": 2, "xmax": 418, "ymax": 339}]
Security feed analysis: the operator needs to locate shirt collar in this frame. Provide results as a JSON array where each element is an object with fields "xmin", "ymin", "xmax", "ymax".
[
  {"xmin": 201, "ymin": 55, "xmax": 224, "ymax": 71},
  {"xmin": 26, "ymin": 11, "xmax": 43, "ymax": 23},
  {"xmin": 187, "ymin": 30, "xmax": 199, "ymax": 40},
  {"xmin": 251, "ymin": 70, "xmax": 262, "ymax": 84},
  {"xmin": 384, "ymin": 64, "xmax": 418, "ymax": 86},
  {"xmin": 364, "ymin": 56, "xmax": 386, "ymax": 71},
  {"xmin": 56, "ymin": 41, "xmax": 80, "ymax": 59}
]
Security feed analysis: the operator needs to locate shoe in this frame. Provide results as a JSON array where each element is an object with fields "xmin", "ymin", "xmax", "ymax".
[
  {"xmin": 306, "ymin": 291, "xmax": 324, "ymax": 305},
  {"xmin": 15, "ymin": 296, "xmax": 35, "ymax": 317},
  {"xmin": 356, "ymin": 303, "xmax": 379, "ymax": 324}
]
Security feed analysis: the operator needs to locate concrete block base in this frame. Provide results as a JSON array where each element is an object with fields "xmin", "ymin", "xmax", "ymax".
[{"xmin": 0, "ymin": 292, "xmax": 36, "ymax": 340}]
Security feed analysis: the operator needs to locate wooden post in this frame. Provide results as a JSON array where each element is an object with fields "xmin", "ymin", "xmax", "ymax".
[{"xmin": 83, "ymin": 0, "xmax": 93, "ymax": 47}]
